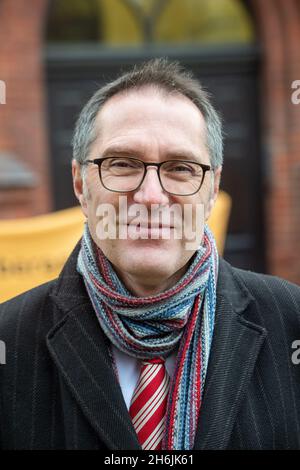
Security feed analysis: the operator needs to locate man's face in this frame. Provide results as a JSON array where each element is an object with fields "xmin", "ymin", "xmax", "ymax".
[{"xmin": 73, "ymin": 87, "xmax": 221, "ymax": 295}]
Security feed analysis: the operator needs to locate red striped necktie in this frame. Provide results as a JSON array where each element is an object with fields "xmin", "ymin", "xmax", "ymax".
[{"xmin": 129, "ymin": 358, "xmax": 170, "ymax": 450}]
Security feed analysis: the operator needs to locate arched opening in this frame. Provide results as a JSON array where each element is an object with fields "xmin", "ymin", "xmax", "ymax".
[
  {"xmin": 47, "ymin": 0, "xmax": 255, "ymax": 45},
  {"xmin": 45, "ymin": 0, "xmax": 263, "ymax": 272}
]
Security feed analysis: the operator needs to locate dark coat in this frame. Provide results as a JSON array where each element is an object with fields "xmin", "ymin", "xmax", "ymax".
[{"xmin": 1, "ymin": 243, "xmax": 300, "ymax": 450}]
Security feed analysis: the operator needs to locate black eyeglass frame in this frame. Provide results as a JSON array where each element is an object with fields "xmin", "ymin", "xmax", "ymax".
[{"xmin": 81, "ymin": 157, "xmax": 212, "ymax": 196}]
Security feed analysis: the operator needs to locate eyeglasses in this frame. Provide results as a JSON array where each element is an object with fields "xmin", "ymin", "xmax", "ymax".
[{"xmin": 81, "ymin": 157, "xmax": 211, "ymax": 196}]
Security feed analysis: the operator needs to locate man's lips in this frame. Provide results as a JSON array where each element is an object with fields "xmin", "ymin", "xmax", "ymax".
[
  {"xmin": 128, "ymin": 223, "xmax": 175, "ymax": 229},
  {"xmin": 125, "ymin": 224, "xmax": 176, "ymax": 240}
]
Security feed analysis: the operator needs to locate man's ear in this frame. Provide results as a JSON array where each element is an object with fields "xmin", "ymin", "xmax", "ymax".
[
  {"xmin": 72, "ymin": 159, "xmax": 88, "ymax": 217},
  {"xmin": 205, "ymin": 166, "xmax": 222, "ymax": 221}
]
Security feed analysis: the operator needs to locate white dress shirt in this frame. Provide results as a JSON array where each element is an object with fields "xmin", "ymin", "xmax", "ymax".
[{"xmin": 112, "ymin": 345, "xmax": 177, "ymax": 410}]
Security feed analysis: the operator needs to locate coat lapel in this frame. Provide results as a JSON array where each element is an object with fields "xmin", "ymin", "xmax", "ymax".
[
  {"xmin": 193, "ymin": 258, "xmax": 267, "ymax": 449},
  {"xmin": 46, "ymin": 243, "xmax": 140, "ymax": 450}
]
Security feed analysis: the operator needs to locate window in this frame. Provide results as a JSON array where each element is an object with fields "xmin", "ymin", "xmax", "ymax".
[{"xmin": 47, "ymin": 0, "xmax": 255, "ymax": 46}]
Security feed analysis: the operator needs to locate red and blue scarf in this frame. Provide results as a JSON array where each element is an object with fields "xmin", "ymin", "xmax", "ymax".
[{"xmin": 77, "ymin": 224, "xmax": 218, "ymax": 449}]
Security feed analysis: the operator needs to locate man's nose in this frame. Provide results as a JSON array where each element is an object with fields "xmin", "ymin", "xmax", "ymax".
[{"xmin": 133, "ymin": 167, "xmax": 169, "ymax": 205}]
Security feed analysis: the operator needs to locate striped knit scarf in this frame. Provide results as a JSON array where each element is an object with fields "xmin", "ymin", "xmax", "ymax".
[{"xmin": 77, "ymin": 223, "xmax": 218, "ymax": 450}]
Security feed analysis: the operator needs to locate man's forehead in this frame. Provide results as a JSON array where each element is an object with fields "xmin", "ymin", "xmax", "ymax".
[
  {"xmin": 89, "ymin": 88, "xmax": 209, "ymax": 164},
  {"xmin": 96, "ymin": 85, "xmax": 205, "ymax": 124},
  {"xmin": 88, "ymin": 87, "xmax": 209, "ymax": 165}
]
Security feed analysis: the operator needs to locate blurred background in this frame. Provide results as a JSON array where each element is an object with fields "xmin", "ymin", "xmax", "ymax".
[{"xmin": 0, "ymin": 0, "xmax": 300, "ymax": 293}]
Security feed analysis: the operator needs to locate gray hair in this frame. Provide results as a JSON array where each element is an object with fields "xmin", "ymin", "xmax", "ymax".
[{"xmin": 72, "ymin": 58, "xmax": 223, "ymax": 169}]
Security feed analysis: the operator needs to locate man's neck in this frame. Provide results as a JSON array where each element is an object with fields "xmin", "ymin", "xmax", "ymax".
[{"xmin": 114, "ymin": 266, "xmax": 188, "ymax": 297}]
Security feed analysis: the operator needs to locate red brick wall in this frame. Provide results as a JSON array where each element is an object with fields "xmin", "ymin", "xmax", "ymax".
[
  {"xmin": 251, "ymin": 0, "xmax": 300, "ymax": 284},
  {"xmin": 0, "ymin": 0, "xmax": 52, "ymax": 217}
]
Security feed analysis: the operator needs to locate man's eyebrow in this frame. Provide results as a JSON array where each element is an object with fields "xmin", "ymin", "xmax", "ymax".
[
  {"xmin": 164, "ymin": 151, "xmax": 202, "ymax": 162},
  {"xmin": 100, "ymin": 146, "xmax": 202, "ymax": 162},
  {"xmin": 101, "ymin": 147, "xmax": 140, "ymax": 157}
]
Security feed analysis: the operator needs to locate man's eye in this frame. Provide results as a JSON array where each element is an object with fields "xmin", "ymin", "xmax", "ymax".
[
  {"xmin": 110, "ymin": 159, "xmax": 137, "ymax": 168},
  {"xmin": 166, "ymin": 164, "xmax": 194, "ymax": 173},
  {"xmin": 175, "ymin": 165, "xmax": 192, "ymax": 172}
]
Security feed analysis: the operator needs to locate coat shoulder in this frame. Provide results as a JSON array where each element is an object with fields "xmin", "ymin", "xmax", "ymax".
[
  {"xmin": 234, "ymin": 264, "xmax": 300, "ymax": 303},
  {"xmin": 0, "ymin": 280, "xmax": 58, "ymax": 340},
  {"xmin": 223, "ymin": 259, "xmax": 300, "ymax": 324}
]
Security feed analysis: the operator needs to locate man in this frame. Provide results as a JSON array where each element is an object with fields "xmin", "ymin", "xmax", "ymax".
[{"xmin": 0, "ymin": 59, "xmax": 300, "ymax": 450}]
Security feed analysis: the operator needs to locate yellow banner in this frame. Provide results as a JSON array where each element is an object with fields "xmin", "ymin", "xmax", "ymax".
[{"xmin": 0, "ymin": 206, "xmax": 85, "ymax": 303}]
